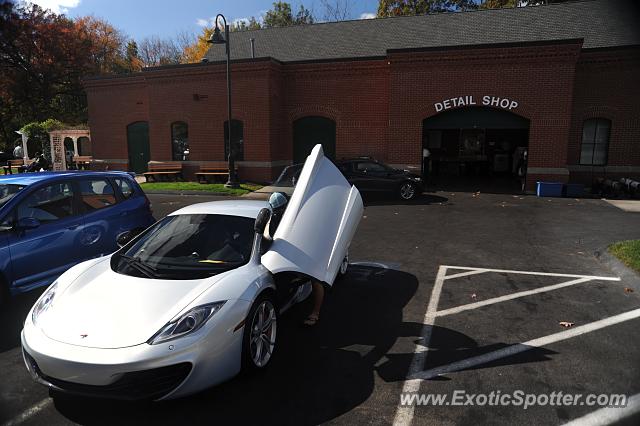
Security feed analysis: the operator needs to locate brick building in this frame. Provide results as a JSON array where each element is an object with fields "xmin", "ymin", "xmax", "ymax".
[{"xmin": 84, "ymin": 0, "xmax": 640, "ymax": 190}]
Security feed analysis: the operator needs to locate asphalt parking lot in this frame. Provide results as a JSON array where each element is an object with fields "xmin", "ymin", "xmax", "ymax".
[{"xmin": 1, "ymin": 191, "xmax": 639, "ymax": 425}]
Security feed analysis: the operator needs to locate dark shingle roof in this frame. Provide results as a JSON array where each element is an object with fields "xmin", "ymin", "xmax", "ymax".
[{"xmin": 204, "ymin": 0, "xmax": 640, "ymax": 63}]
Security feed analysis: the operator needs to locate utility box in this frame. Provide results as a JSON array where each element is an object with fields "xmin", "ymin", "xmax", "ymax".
[{"xmin": 536, "ymin": 182, "xmax": 564, "ymax": 197}]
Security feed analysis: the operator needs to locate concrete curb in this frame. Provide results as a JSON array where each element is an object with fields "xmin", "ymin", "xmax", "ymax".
[
  {"xmin": 142, "ymin": 190, "xmax": 247, "ymax": 196},
  {"xmin": 594, "ymin": 247, "xmax": 640, "ymax": 292}
]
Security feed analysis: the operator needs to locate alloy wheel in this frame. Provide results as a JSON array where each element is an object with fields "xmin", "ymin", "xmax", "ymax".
[
  {"xmin": 249, "ymin": 300, "xmax": 277, "ymax": 367},
  {"xmin": 400, "ymin": 183, "xmax": 415, "ymax": 200}
]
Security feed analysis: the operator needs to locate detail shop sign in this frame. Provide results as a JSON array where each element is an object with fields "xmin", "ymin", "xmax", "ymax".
[{"xmin": 434, "ymin": 95, "xmax": 518, "ymax": 113}]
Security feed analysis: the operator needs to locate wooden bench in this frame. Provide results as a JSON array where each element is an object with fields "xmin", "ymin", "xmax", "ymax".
[
  {"xmin": 72, "ymin": 155, "xmax": 93, "ymax": 170},
  {"xmin": 143, "ymin": 162, "xmax": 183, "ymax": 182},
  {"xmin": 195, "ymin": 164, "xmax": 239, "ymax": 184},
  {"xmin": 3, "ymin": 159, "xmax": 27, "ymax": 175}
]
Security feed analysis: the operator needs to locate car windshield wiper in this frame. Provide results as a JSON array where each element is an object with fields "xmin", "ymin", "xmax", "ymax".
[{"xmin": 118, "ymin": 254, "xmax": 162, "ymax": 279}]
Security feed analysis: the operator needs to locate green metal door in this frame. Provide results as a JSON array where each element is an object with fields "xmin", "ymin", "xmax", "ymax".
[
  {"xmin": 293, "ymin": 117, "xmax": 336, "ymax": 164},
  {"xmin": 127, "ymin": 122, "xmax": 150, "ymax": 174}
]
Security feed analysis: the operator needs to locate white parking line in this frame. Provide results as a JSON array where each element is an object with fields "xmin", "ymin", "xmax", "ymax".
[
  {"xmin": 443, "ymin": 266, "xmax": 621, "ymax": 281},
  {"xmin": 562, "ymin": 392, "xmax": 640, "ymax": 426},
  {"xmin": 435, "ymin": 277, "xmax": 592, "ymax": 317},
  {"xmin": 410, "ymin": 308, "xmax": 640, "ymax": 380},
  {"xmin": 392, "ymin": 265, "xmax": 447, "ymax": 426},
  {"xmin": 2, "ymin": 398, "xmax": 52, "ymax": 426},
  {"xmin": 393, "ymin": 265, "xmax": 623, "ymax": 426}
]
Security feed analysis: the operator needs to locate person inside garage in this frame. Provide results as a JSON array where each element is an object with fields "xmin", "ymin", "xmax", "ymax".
[{"xmin": 267, "ymin": 191, "xmax": 325, "ymax": 327}]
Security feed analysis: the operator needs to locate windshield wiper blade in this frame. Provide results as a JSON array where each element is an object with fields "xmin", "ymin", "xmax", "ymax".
[{"xmin": 118, "ymin": 254, "xmax": 161, "ymax": 279}]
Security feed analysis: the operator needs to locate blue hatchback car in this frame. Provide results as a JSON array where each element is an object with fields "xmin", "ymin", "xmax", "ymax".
[{"xmin": 0, "ymin": 171, "xmax": 155, "ymax": 304}]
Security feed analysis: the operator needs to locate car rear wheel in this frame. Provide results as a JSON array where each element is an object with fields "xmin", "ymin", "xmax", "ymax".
[
  {"xmin": 0, "ymin": 276, "xmax": 8, "ymax": 308},
  {"xmin": 338, "ymin": 252, "xmax": 349, "ymax": 277},
  {"xmin": 242, "ymin": 293, "xmax": 278, "ymax": 372},
  {"xmin": 399, "ymin": 182, "xmax": 417, "ymax": 200}
]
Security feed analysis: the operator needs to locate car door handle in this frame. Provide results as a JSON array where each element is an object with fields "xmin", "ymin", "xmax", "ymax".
[{"xmin": 67, "ymin": 224, "xmax": 81, "ymax": 230}]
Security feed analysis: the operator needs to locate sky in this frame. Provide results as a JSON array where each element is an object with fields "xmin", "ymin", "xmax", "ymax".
[{"xmin": 26, "ymin": 0, "xmax": 380, "ymax": 41}]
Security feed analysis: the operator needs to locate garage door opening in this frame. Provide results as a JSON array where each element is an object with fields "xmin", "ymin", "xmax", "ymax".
[{"xmin": 423, "ymin": 107, "xmax": 529, "ymax": 193}]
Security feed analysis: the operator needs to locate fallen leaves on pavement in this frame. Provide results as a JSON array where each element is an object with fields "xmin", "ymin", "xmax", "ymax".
[
  {"xmin": 559, "ymin": 321, "xmax": 575, "ymax": 328},
  {"xmin": 624, "ymin": 287, "xmax": 634, "ymax": 293}
]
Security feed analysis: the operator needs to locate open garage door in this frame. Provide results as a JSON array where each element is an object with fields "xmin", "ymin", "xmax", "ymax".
[
  {"xmin": 423, "ymin": 107, "xmax": 529, "ymax": 193},
  {"xmin": 293, "ymin": 117, "xmax": 336, "ymax": 164}
]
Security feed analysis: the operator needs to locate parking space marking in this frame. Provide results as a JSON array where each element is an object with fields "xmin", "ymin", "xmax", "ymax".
[
  {"xmin": 393, "ymin": 265, "xmax": 623, "ymax": 426},
  {"xmin": 562, "ymin": 392, "xmax": 640, "ymax": 426},
  {"xmin": 443, "ymin": 265, "xmax": 621, "ymax": 282},
  {"xmin": 393, "ymin": 265, "xmax": 448, "ymax": 426},
  {"xmin": 1, "ymin": 398, "xmax": 52, "ymax": 426},
  {"xmin": 410, "ymin": 307, "xmax": 640, "ymax": 380},
  {"xmin": 441, "ymin": 269, "xmax": 487, "ymax": 280},
  {"xmin": 435, "ymin": 277, "xmax": 592, "ymax": 317}
]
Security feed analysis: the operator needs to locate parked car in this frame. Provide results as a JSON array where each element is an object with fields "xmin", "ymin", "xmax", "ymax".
[
  {"xmin": 275, "ymin": 157, "xmax": 423, "ymax": 200},
  {"xmin": 0, "ymin": 171, "xmax": 155, "ymax": 305},
  {"xmin": 21, "ymin": 144, "xmax": 362, "ymax": 400}
]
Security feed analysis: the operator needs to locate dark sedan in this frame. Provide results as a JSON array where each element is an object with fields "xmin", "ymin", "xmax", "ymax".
[{"xmin": 274, "ymin": 157, "xmax": 423, "ymax": 200}]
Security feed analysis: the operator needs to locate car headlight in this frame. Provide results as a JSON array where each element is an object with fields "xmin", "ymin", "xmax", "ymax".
[
  {"xmin": 148, "ymin": 302, "xmax": 226, "ymax": 345},
  {"xmin": 31, "ymin": 281, "xmax": 58, "ymax": 326}
]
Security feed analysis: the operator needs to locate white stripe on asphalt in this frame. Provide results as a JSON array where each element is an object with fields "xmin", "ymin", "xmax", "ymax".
[
  {"xmin": 435, "ymin": 277, "xmax": 593, "ymax": 317},
  {"xmin": 2, "ymin": 398, "xmax": 52, "ymax": 426},
  {"xmin": 442, "ymin": 270, "xmax": 488, "ymax": 280},
  {"xmin": 442, "ymin": 265, "xmax": 620, "ymax": 281},
  {"xmin": 562, "ymin": 393, "xmax": 640, "ymax": 426},
  {"xmin": 410, "ymin": 308, "xmax": 640, "ymax": 380},
  {"xmin": 392, "ymin": 265, "xmax": 447, "ymax": 426}
]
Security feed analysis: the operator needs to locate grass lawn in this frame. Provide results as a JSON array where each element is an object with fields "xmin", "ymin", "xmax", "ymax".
[
  {"xmin": 609, "ymin": 240, "xmax": 640, "ymax": 273},
  {"xmin": 140, "ymin": 181, "xmax": 263, "ymax": 196}
]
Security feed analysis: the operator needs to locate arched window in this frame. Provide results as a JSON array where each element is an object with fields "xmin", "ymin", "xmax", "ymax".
[
  {"xmin": 224, "ymin": 120, "xmax": 244, "ymax": 161},
  {"xmin": 580, "ymin": 118, "xmax": 610, "ymax": 166},
  {"xmin": 171, "ymin": 122, "xmax": 189, "ymax": 161}
]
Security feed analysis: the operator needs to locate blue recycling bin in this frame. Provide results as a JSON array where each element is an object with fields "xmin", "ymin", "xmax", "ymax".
[{"xmin": 536, "ymin": 182, "xmax": 563, "ymax": 197}]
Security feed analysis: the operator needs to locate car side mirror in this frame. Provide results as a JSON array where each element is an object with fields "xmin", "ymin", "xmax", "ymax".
[
  {"xmin": 116, "ymin": 228, "xmax": 142, "ymax": 248},
  {"xmin": 254, "ymin": 208, "xmax": 271, "ymax": 234},
  {"xmin": 17, "ymin": 217, "xmax": 40, "ymax": 230}
]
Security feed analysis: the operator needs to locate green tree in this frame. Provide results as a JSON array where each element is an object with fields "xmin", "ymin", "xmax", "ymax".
[
  {"xmin": 377, "ymin": 0, "xmax": 477, "ymax": 16},
  {"xmin": 0, "ymin": 3, "xmax": 94, "ymax": 147},
  {"xmin": 263, "ymin": 2, "xmax": 314, "ymax": 28},
  {"xmin": 232, "ymin": 16, "xmax": 262, "ymax": 31}
]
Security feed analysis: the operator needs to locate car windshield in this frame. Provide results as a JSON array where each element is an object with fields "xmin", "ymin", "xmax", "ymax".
[
  {"xmin": 112, "ymin": 214, "xmax": 255, "ymax": 280},
  {"xmin": 0, "ymin": 184, "xmax": 25, "ymax": 208},
  {"xmin": 273, "ymin": 164, "xmax": 303, "ymax": 187}
]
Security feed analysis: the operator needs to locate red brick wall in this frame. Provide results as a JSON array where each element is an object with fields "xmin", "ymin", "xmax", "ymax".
[
  {"xmin": 567, "ymin": 46, "xmax": 640, "ymax": 184},
  {"xmin": 84, "ymin": 41, "xmax": 639, "ymax": 190},
  {"xmin": 387, "ymin": 41, "xmax": 583, "ymax": 190}
]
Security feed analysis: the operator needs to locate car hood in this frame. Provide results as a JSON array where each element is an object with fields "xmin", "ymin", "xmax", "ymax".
[{"xmin": 40, "ymin": 258, "xmax": 222, "ymax": 349}]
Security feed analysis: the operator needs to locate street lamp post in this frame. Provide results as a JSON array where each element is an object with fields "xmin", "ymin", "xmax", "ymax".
[{"xmin": 208, "ymin": 13, "xmax": 239, "ymax": 188}]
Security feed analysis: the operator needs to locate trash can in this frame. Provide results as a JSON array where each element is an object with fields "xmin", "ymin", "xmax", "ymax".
[{"xmin": 536, "ymin": 182, "xmax": 563, "ymax": 197}]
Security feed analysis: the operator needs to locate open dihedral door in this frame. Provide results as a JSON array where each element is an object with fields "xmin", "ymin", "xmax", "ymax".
[{"xmin": 261, "ymin": 144, "xmax": 363, "ymax": 286}]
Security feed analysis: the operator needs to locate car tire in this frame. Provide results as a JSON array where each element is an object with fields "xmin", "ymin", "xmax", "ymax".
[
  {"xmin": 398, "ymin": 181, "xmax": 418, "ymax": 200},
  {"xmin": 337, "ymin": 252, "xmax": 349, "ymax": 280},
  {"xmin": 241, "ymin": 292, "xmax": 278, "ymax": 373},
  {"xmin": 0, "ymin": 276, "xmax": 8, "ymax": 308}
]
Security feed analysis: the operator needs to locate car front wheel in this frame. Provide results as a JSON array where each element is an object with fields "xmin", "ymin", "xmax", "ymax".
[
  {"xmin": 399, "ymin": 182, "xmax": 418, "ymax": 200},
  {"xmin": 242, "ymin": 293, "xmax": 278, "ymax": 372}
]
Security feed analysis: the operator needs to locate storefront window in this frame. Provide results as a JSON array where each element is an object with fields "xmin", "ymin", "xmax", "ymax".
[
  {"xmin": 580, "ymin": 118, "xmax": 610, "ymax": 166},
  {"xmin": 171, "ymin": 122, "xmax": 189, "ymax": 161},
  {"xmin": 224, "ymin": 120, "xmax": 244, "ymax": 161}
]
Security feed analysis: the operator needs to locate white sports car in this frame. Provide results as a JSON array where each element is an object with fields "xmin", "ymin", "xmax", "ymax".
[{"xmin": 21, "ymin": 145, "xmax": 363, "ymax": 400}]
